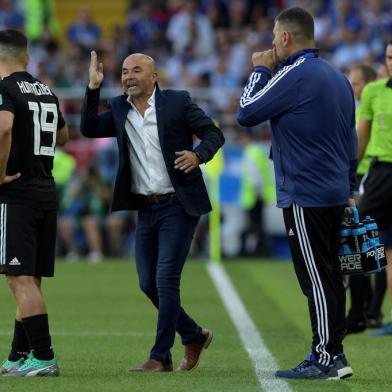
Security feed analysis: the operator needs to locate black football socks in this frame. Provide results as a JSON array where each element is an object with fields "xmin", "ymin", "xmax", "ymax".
[
  {"xmin": 22, "ymin": 314, "xmax": 54, "ymax": 360},
  {"xmin": 8, "ymin": 319, "xmax": 29, "ymax": 361}
]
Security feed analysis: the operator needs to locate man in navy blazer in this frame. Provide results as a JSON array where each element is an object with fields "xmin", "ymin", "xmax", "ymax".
[{"xmin": 80, "ymin": 51, "xmax": 224, "ymax": 372}]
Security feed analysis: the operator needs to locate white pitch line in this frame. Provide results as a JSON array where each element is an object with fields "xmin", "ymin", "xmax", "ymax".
[{"xmin": 207, "ymin": 262, "xmax": 292, "ymax": 392}]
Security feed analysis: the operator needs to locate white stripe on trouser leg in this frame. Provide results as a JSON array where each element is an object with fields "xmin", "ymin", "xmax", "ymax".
[
  {"xmin": 0, "ymin": 204, "xmax": 5, "ymax": 265},
  {"xmin": 293, "ymin": 203, "xmax": 330, "ymax": 366},
  {"xmin": 297, "ymin": 206, "xmax": 330, "ymax": 366},
  {"xmin": 292, "ymin": 204, "xmax": 327, "ymax": 364}
]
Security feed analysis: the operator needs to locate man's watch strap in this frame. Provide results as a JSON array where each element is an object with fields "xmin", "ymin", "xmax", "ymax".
[{"xmin": 194, "ymin": 151, "xmax": 204, "ymax": 164}]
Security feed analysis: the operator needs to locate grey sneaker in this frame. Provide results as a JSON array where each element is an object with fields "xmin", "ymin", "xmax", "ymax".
[
  {"xmin": 0, "ymin": 358, "xmax": 25, "ymax": 375},
  {"xmin": 4, "ymin": 355, "xmax": 59, "ymax": 377}
]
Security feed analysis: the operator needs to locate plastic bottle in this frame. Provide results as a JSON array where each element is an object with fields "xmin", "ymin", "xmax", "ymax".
[
  {"xmin": 363, "ymin": 216, "xmax": 380, "ymax": 248},
  {"xmin": 340, "ymin": 221, "xmax": 352, "ymax": 255},
  {"xmin": 351, "ymin": 222, "xmax": 368, "ymax": 253}
]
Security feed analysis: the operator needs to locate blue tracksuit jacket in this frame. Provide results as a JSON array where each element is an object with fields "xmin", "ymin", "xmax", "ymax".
[{"xmin": 237, "ymin": 49, "xmax": 357, "ymax": 208}]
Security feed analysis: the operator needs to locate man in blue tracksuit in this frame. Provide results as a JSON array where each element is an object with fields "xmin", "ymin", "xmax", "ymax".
[{"xmin": 237, "ymin": 7, "xmax": 357, "ymax": 380}]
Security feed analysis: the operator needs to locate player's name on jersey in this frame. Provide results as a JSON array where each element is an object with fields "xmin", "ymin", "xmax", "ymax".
[{"xmin": 17, "ymin": 81, "xmax": 52, "ymax": 96}]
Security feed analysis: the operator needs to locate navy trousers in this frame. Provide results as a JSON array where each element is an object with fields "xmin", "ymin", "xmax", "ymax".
[{"xmin": 135, "ymin": 196, "xmax": 201, "ymax": 364}]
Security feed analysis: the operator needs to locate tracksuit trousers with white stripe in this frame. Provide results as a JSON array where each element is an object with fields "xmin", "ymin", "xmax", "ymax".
[{"xmin": 283, "ymin": 203, "xmax": 346, "ymax": 367}]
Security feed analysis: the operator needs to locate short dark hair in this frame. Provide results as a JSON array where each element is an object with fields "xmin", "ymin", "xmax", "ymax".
[
  {"xmin": 0, "ymin": 29, "xmax": 27, "ymax": 62},
  {"xmin": 275, "ymin": 7, "xmax": 314, "ymax": 43},
  {"xmin": 350, "ymin": 64, "xmax": 377, "ymax": 84}
]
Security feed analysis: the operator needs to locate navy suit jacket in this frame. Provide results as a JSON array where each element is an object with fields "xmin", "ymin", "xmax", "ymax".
[{"xmin": 80, "ymin": 85, "xmax": 225, "ymax": 217}]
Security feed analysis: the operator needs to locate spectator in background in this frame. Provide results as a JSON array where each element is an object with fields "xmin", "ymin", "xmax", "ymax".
[
  {"xmin": 239, "ymin": 130, "xmax": 275, "ymax": 256},
  {"xmin": 22, "ymin": 0, "xmax": 59, "ymax": 42},
  {"xmin": 94, "ymin": 138, "xmax": 134, "ymax": 258},
  {"xmin": 205, "ymin": 0, "xmax": 229, "ymax": 29},
  {"xmin": 166, "ymin": 0, "xmax": 215, "ymax": 58},
  {"xmin": 61, "ymin": 162, "xmax": 111, "ymax": 263},
  {"xmin": 127, "ymin": 2, "xmax": 165, "ymax": 52},
  {"xmin": 227, "ymin": 0, "xmax": 248, "ymax": 30},
  {"xmin": 333, "ymin": 0, "xmax": 362, "ymax": 38},
  {"xmin": 53, "ymin": 147, "xmax": 77, "ymax": 261},
  {"xmin": 362, "ymin": 0, "xmax": 392, "ymax": 62},
  {"xmin": 332, "ymin": 25, "xmax": 370, "ymax": 70},
  {"xmin": 377, "ymin": 62, "xmax": 388, "ymax": 79},
  {"xmin": 0, "ymin": 0, "xmax": 24, "ymax": 31},
  {"xmin": 358, "ymin": 41, "xmax": 392, "ymax": 336},
  {"xmin": 67, "ymin": 8, "xmax": 101, "ymax": 58}
]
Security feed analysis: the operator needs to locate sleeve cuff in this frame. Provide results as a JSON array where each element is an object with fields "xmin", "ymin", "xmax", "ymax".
[
  {"xmin": 194, "ymin": 150, "xmax": 206, "ymax": 164},
  {"xmin": 253, "ymin": 66, "xmax": 272, "ymax": 76}
]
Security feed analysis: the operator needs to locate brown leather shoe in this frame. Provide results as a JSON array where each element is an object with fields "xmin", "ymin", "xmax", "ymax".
[
  {"xmin": 176, "ymin": 329, "xmax": 213, "ymax": 371},
  {"xmin": 128, "ymin": 359, "xmax": 173, "ymax": 372}
]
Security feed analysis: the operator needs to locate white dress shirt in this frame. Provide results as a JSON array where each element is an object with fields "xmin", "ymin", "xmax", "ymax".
[{"xmin": 125, "ymin": 89, "xmax": 175, "ymax": 195}]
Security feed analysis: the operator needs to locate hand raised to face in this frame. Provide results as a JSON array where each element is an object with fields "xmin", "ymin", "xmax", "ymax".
[{"xmin": 252, "ymin": 48, "xmax": 278, "ymax": 70}]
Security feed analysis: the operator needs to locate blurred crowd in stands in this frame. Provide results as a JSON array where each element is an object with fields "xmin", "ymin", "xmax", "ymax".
[{"xmin": 2, "ymin": 0, "xmax": 392, "ymax": 261}]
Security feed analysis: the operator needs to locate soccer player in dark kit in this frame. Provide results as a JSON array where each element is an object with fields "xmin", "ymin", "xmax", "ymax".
[{"xmin": 0, "ymin": 29, "xmax": 68, "ymax": 377}]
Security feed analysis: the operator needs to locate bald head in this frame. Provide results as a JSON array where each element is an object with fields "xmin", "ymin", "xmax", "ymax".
[
  {"xmin": 123, "ymin": 53, "xmax": 157, "ymax": 73},
  {"xmin": 121, "ymin": 53, "xmax": 158, "ymax": 100}
]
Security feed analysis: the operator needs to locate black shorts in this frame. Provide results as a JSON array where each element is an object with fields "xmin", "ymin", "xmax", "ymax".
[
  {"xmin": 359, "ymin": 162, "xmax": 392, "ymax": 230},
  {"xmin": 0, "ymin": 203, "xmax": 57, "ymax": 276}
]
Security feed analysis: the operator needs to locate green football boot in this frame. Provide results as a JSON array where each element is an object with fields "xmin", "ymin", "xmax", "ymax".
[
  {"xmin": 4, "ymin": 355, "xmax": 59, "ymax": 377},
  {"xmin": 0, "ymin": 358, "xmax": 25, "ymax": 375}
]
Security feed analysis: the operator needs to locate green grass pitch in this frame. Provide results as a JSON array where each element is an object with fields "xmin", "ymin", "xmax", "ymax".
[{"xmin": 0, "ymin": 259, "xmax": 391, "ymax": 391}]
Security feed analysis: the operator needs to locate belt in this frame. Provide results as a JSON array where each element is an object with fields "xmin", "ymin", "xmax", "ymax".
[{"xmin": 136, "ymin": 193, "xmax": 175, "ymax": 204}]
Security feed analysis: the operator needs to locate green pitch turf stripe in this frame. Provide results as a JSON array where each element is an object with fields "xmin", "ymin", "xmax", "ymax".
[
  {"xmin": 207, "ymin": 263, "xmax": 292, "ymax": 392},
  {"xmin": 0, "ymin": 331, "xmax": 156, "ymax": 337}
]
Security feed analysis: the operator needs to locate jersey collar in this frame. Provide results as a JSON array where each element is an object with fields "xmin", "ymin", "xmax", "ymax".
[
  {"xmin": 387, "ymin": 78, "xmax": 392, "ymax": 89},
  {"xmin": 281, "ymin": 48, "xmax": 319, "ymax": 67}
]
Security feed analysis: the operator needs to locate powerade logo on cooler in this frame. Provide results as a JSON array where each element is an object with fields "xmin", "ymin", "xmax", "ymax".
[
  {"xmin": 339, "ymin": 253, "xmax": 362, "ymax": 271},
  {"xmin": 366, "ymin": 247, "xmax": 385, "ymax": 259}
]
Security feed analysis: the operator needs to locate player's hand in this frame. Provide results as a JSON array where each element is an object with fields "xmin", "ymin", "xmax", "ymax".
[
  {"xmin": 252, "ymin": 49, "xmax": 278, "ymax": 70},
  {"xmin": 0, "ymin": 173, "xmax": 21, "ymax": 186},
  {"xmin": 88, "ymin": 50, "xmax": 104, "ymax": 89},
  {"xmin": 174, "ymin": 151, "xmax": 200, "ymax": 173}
]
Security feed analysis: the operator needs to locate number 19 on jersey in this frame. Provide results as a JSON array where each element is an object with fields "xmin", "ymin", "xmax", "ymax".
[{"xmin": 28, "ymin": 101, "xmax": 58, "ymax": 157}]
